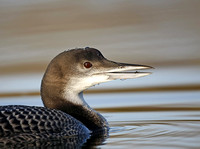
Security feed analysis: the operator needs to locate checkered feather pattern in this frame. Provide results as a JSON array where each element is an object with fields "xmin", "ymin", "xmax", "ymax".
[{"xmin": 0, "ymin": 105, "xmax": 90, "ymax": 142}]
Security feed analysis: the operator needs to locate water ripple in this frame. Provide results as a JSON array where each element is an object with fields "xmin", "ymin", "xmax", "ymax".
[{"xmin": 103, "ymin": 111, "xmax": 200, "ymax": 149}]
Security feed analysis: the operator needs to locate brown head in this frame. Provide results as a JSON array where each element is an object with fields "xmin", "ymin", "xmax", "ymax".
[{"xmin": 40, "ymin": 47, "xmax": 152, "ymax": 131}]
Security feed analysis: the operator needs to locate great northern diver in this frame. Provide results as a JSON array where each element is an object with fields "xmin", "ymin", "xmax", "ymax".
[{"xmin": 0, "ymin": 47, "xmax": 152, "ymax": 143}]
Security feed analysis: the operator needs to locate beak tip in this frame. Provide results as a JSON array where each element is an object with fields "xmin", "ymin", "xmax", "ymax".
[
  {"xmin": 142, "ymin": 65, "xmax": 154, "ymax": 70},
  {"xmin": 149, "ymin": 66, "xmax": 155, "ymax": 69}
]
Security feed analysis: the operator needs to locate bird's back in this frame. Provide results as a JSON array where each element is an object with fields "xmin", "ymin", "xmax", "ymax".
[{"xmin": 0, "ymin": 105, "xmax": 90, "ymax": 141}]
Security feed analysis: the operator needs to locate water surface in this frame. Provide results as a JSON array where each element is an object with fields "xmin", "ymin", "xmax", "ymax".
[{"xmin": 1, "ymin": 90, "xmax": 200, "ymax": 148}]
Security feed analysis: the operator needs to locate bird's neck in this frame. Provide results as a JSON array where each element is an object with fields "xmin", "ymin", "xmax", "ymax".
[{"xmin": 41, "ymin": 81, "xmax": 108, "ymax": 132}]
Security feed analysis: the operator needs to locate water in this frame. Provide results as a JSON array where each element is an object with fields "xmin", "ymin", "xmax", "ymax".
[
  {"xmin": 1, "ymin": 90, "xmax": 200, "ymax": 148},
  {"xmin": 0, "ymin": 66, "xmax": 200, "ymax": 148},
  {"xmin": 0, "ymin": 67, "xmax": 200, "ymax": 148},
  {"xmin": 107, "ymin": 112, "xmax": 200, "ymax": 149}
]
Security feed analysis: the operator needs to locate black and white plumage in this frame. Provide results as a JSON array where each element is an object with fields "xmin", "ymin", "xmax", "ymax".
[
  {"xmin": 0, "ymin": 106, "xmax": 90, "ymax": 148},
  {"xmin": 0, "ymin": 105, "xmax": 89, "ymax": 137},
  {"xmin": 0, "ymin": 47, "xmax": 152, "ymax": 146}
]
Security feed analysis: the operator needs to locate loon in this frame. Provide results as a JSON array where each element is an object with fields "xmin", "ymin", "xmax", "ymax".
[{"xmin": 0, "ymin": 47, "xmax": 152, "ymax": 143}]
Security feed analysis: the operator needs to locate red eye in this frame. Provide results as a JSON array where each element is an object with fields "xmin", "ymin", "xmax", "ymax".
[{"xmin": 84, "ymin": 62, "xmax": 92, "ymax": 68}]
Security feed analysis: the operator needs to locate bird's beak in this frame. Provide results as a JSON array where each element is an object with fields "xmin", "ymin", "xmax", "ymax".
[
  {"xmin": 98, "ymin": 60, "xmax": 153, "ymax": 81},
  {"xmin": 77, "ymin": 58, "xmax": 153, "ymax": 90}
]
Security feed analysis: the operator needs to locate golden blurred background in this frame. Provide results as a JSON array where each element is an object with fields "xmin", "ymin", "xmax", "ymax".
[
  {"xmin": 0, "ymin": 0, "xmax": 200, "ymax": 96},
  {"xmin": 0, "ymin": 0, "xmax": 200, "ymax": 75},
  {"xmin": 1, "ymin": 2, "xmax": 200, "ymax": 148}
]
